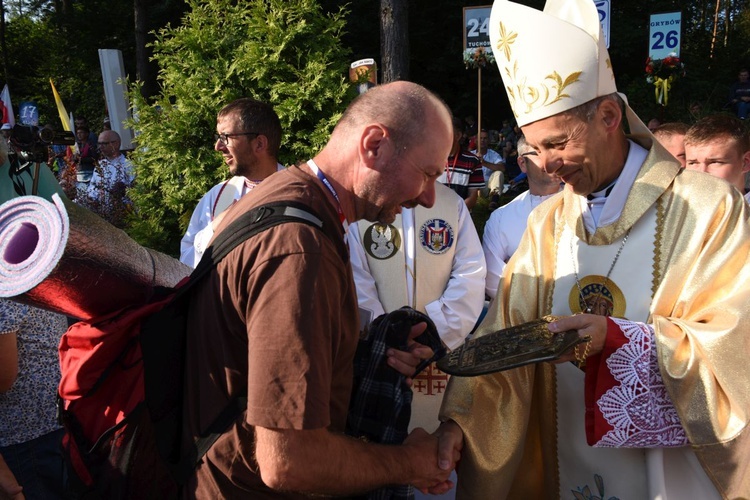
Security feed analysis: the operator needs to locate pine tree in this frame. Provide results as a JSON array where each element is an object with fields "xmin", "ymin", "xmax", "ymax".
[{"xmin": 127, "ymin": 0, "xmax": 355, "ymax": 254}]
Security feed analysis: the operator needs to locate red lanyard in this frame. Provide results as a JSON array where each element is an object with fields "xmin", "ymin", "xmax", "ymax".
[{"xmin": 445, "ymin": 154, "xmax": 458, "ymax": 184}]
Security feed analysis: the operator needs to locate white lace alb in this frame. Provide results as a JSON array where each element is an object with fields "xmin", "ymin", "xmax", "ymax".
[{"xmin": 595, "ymin": 317, "xmax": 688, "ymax": 448}]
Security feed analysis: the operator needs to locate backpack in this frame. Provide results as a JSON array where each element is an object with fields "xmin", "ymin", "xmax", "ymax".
[{"xmin": 57, "ymin": 200, "xmax": 332, "ymax": 499}]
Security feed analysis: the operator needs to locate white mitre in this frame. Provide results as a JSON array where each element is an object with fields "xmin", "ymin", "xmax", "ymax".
[{"xmin": 489, "ymin": 0, "xmax": 651, "ymax": 138}]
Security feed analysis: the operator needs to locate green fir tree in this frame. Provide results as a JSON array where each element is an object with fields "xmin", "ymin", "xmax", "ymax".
[{"xmin": 127, "ymin": 0, "xmax": 355, "ymax": 254}]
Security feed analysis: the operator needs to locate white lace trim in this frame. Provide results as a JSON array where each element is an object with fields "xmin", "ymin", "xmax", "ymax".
[{"xmin": 594, "ymin": 318, "xmax": 688, "ymax": 448}]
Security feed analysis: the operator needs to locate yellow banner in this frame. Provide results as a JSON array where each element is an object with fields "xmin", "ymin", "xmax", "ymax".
[{"xmin": 50, "ymin": 79, "xmax": 72, "ymax": 132}]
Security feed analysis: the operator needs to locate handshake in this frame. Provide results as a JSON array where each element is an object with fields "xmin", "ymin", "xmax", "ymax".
[
  {"xmin": 402, "ymin": 420, "xmax": 464, "ymax": 495},
  {"xmin": 350, "ymin": 307, "xmax": 464, "ymax": 494}
]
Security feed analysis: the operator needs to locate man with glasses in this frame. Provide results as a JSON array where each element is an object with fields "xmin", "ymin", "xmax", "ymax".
[
  {"xmin": 180, "ymin": 98, "xmax": 285, "ymax": 267},
  {"xmin": 79, "ymin": 129, "xmax": 134, "ymax": 227},
  {"xmin": 437, "ymin": 0, "xmax": 750, "ymax": 497},
  {"xmin": 481, "ymin": 136, "xmax": 562, "ymax": 299}
]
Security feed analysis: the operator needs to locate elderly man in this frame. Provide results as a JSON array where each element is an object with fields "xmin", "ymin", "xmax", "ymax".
[
  {"xmin": 482, "ymin": 136, "xmax": 562, "ymax": 299},
  {"xmin": 79, "ymin": 129, "xmax": 134, "ymax": 226},
  {"xmin": 180, "ymin": 98, "xmax": 285, "ymax": 267},
  {"xmin": 182, "ymin": 81, "xmax": 460, "ymax": 498},
  {"xmin": 684, "ymin": 114, "xmax": 750, "ymax": 203},
  {"xmin": 87, "ymin": 130, "xmax": 134, "ymax": 197},
  {"xmin": 436, "ymin": 0, "xmax": 750, "ymax": 498}
]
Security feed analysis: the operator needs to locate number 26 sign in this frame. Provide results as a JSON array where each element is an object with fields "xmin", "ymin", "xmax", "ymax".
[{"xmin": 649, "ymin": 12, "xmax": 682, "ymax": 60}]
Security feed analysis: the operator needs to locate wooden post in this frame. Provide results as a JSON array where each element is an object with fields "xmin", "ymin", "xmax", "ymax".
[{"xmin": 477, "ymin": 65, "xmax": 482, "ymax": 154}]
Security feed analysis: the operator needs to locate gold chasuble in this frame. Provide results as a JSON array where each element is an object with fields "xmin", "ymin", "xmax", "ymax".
[
  {"xmin": 440, "ymin": 142, "xmax": 750, "ymax": 498},
  {"xmin": 358, "ymin": 182, "xmax": 458, "ymax": 432}
]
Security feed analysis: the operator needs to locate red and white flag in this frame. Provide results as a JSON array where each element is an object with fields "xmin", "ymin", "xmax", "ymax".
[{"xmin": 1, "ymin": 85, "xmax": 15, "ymax": 126}]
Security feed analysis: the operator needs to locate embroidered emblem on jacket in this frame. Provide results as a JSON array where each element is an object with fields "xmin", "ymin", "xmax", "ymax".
[
  {"xmin": 419, "ymin": 219, "xmax": 454, "ymax": 255},
  {"xmin": 363, "ymin": 223, "xmax": 400, "ymax": 260}
]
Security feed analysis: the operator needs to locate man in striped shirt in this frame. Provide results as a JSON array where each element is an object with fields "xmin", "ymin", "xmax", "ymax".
[{"xmin": 438, "ymin": 117, "xmax": 485, "ymax": 210}]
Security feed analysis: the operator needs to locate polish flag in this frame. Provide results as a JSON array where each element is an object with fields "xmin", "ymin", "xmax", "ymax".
[{"xmin": 1, "ymin": 84, "xmax": 15, "ymax": 126}]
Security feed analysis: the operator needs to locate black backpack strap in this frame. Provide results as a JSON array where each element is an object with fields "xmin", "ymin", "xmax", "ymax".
[
  {"xmin": 173, "ymin": 200, "xmax": 332, "ymax": 484},
  {"xmin": 173, "ymin": 396, "xmax": 248, "ymax": 485},
  {"xmin": 181, "ymin": 200, "xmax": 325, "ymax": 296}
]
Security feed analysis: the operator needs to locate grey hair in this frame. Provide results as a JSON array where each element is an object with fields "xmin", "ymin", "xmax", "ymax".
[
  {"xmin": 563, "ymin": 93, "xmax": 625, "ymax": 123},
  {"xmin": 516, "ymin": 135, "xmax": 533, "ymax": 156}
]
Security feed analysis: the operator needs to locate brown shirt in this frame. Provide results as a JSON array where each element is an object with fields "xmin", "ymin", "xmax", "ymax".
[{"xmin": 182, "ymin": 166, "xmax": 358, "ymax": 498}]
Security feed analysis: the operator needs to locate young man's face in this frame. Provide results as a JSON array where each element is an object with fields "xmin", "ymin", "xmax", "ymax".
[
  {"xmin": 685, "ymin": 136, "xmax": 750, "ymax": 192},
  {"xmin": 215, "ymin": 112, "xmax": 261, "ymax": 177}
]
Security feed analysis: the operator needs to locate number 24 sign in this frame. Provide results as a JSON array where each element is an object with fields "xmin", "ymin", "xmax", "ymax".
[
  {"xmin": 463, "ymin": 6, "xmax": 492, "ymax": 50},
  {"xmin": 464, "ymin": 2, "xmax": 611, "ymax": 51}
]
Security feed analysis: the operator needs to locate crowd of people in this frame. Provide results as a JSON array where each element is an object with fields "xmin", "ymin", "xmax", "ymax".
[{"xmin": 2, "ymin": 0, "xmax": 750, "ymax": 498}]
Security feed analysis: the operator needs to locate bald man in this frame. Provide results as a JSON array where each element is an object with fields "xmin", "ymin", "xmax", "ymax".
[
  {"xmin": 182, "ymin": 81, "xmax": 461, "ymax": 499},
  {"xmin": 80, "ymin": 130, "xmax": 134, "ymax": 226}
]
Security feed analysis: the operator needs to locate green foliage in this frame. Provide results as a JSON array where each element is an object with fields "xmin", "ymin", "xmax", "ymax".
[
  {"xmin": 3, "ymin": 0, "xmax": 136, "ymax": 127},
  {"xmin": 126, "ymin": 0, "xmax": 356, "ymax": 254}
]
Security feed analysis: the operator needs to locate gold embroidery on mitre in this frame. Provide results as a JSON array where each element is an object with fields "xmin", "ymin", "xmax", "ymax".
[
  {"xmin": 496, "ymin": 22, "xmax": 517, "ymax": 61},
  {"xmin": 495, "ymin": 21, "xmax": 583, "ymax": 117},
  {"xmin": 505, "ymin": 64, "xmax": 583, "ymax": 116},
  {"xmin": 606, "ymin": 58, "xmax": 615, "ymax": 81}
]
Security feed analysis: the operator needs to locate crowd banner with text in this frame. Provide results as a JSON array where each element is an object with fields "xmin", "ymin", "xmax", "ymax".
[{"xmin": 19, "ymin": 101, "xmax": 39, "ymax": 126}]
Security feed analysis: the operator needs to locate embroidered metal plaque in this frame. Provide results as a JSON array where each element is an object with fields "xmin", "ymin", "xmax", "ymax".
[{"xmin": 436, "ymin": 316, "xmax": 589, "ymax": 377}]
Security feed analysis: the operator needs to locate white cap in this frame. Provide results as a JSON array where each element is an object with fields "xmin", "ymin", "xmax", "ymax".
[
  {"xmin": 1, "ymin": 123, "xmax": 12, "ymax": 130},
  {"xmin": 490, "ymin": 0, "xmax": 650, "ymax": 137}
]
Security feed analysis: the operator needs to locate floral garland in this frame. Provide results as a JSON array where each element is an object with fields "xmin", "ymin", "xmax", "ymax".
[
  {"xmin": 645, "ymin": 52, "xmax": 685, "ymax": 106},
  {"xmin": 464, "ymin": 46, "xmax": 495, "ymax": 69}
]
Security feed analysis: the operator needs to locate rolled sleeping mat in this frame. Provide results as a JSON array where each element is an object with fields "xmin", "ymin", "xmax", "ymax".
[{"xmin": 0, "ymin": 194, "xmax": 191, "ymax": 320}]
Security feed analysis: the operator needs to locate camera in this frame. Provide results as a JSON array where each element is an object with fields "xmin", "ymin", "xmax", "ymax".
[{"xmin": 9, "ymin": 124, "xmax": 76, "ymax": 164}]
